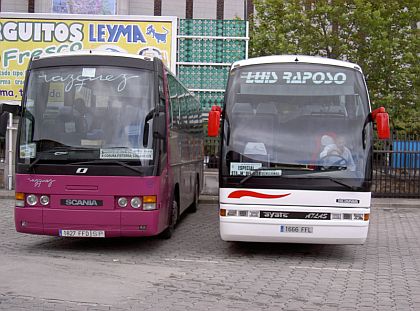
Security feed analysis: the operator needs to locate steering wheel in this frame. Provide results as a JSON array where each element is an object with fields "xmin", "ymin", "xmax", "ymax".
[{"xmin": 319, "ymin": 154, "xmax": 348, "ymax": 170}]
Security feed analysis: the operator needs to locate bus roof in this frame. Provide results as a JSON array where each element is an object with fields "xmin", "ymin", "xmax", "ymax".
[
  {"xmin": 33, "ymin": 50, "xmax": 154, "ymax": 62},
  {"xmin": 231, "ymin": 55, "xmax": 362, "ymax": 72}
]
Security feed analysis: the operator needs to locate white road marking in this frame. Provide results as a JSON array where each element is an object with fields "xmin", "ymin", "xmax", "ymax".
[
  {"xmin": 164, "ymin": 258, "xmax": 219, "ymax": 264},
  {"xmin": 289, "ymin": 265, "xmax": 363, "ymax": 272}
]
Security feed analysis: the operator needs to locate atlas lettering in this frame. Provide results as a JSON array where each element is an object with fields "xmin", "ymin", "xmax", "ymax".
[{"xmin": 304, "ymin": 213, "xmax": 329, "ymax": 219}]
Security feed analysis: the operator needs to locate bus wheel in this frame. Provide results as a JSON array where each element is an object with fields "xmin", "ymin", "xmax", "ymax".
[
  {"xmin": 160, "ymin": 199, "xmax": 179, "ymax": 239},
  {"xmin": 189, "ymin": 180, "xmax": 199, "ymax": 213}
]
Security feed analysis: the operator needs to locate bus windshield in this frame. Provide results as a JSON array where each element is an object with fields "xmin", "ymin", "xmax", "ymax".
[
  {"xmin": 222, "ymin": 63, "xmax": 372, "ymax": 181},
  {"xmin": 19, "ymin": 65, "xmax": 156, "ymax": 167}
]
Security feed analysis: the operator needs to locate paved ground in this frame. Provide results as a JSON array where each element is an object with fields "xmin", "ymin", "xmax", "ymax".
[{"xmin": 1, "ymin": 198, "xmax": 420, "ymax": 311}]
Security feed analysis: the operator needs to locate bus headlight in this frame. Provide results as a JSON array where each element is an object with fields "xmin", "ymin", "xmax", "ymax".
[
  {"xmin": 353, "ymin": 213, "xmax": 364, "ymax": 220},
  {"xmin": 131, "ymin": 197, "xmax": 142, "ymax": 209},
  {"xmin": 249, "ymin": 211, "xmax": 259, "ymax": 217},
  {"xmin": 26, "ymin": 194, "xmax": 38, "ymax": 206},
  {"xmin": 117, "ymin": 197, "xmax": 128, "ymax": 208}
]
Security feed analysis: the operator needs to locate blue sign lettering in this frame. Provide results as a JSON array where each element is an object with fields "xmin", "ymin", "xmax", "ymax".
[{"xmin": 89, "ymin": 24, "xmax": 146, "ymax": 43}]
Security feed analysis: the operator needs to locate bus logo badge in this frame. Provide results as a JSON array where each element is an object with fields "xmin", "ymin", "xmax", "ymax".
[
  {"xmin": 61, "ymin": 199, "xmax": 103, "ymax": 206},
  {"xmin": 76, "ymin": 168, "xmax": 88, "ymax": 174},
  {"xmin": 336, "ymin": 199, "xmax": 360, "ymax": 204}
]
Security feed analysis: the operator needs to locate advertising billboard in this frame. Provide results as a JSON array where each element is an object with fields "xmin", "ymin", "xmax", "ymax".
[{"xmin": 0, "ymin": 13, "xmax": 177, "ymax": 101}]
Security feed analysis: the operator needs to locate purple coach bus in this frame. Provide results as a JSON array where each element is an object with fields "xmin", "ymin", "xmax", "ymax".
[{"xmin": 0, "ymin": 51, "xmax": 203, "ymax": 238}]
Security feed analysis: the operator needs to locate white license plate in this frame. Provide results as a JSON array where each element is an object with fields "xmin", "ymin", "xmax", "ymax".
[
  {"xmin": 59, "ymin": 230, "xmax": 105, "ymax": 238},
  {"xmin": 280, "ymin": 225, "xmax": 313, "ymax": 234}
]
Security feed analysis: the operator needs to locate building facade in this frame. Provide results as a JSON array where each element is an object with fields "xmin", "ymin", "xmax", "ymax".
[{"xmin": 1, "ymin": 0, "xmax": 254, "ymax": 20}]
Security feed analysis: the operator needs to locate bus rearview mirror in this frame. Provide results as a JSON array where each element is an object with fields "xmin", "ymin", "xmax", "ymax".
[
  {"xmin": 370, "ymin": 106, "xmax": 390, "ymax": 140},
  {"xmin": 376, "ymin": 112, "xmax": 390, "ymax": 140}
]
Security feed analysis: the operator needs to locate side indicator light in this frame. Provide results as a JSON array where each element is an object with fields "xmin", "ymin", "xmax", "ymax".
[
  {"xmin": 363, "ymin": 214, "xmax": 370, "ymax": 221},
  {"xmin": 220, "ymin": 209, "xmax": 226, "ymax": 216},
  {"xmin": 143, "ymin": 195, "xmax": 156, "ymax": 203}
]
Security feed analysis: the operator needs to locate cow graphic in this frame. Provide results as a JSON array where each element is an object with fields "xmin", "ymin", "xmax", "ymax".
[{"xmin": 146, "ymin": 25, "xmax": 169, "ymax": 44}]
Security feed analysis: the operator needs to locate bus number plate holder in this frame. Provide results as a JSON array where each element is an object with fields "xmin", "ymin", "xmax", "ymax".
[
  {"xmin": 280, "ymin": 225, "xmax": 313, "ymax": 234},
  {"xmin": 59, "ymin": 230, "xmax": 105, "ymax": 238}
]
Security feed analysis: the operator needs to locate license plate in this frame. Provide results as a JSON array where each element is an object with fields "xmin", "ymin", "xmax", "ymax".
[
  {"xmin": 59, "ymin": 230, "xmax": 105, "ymax": 238},
  {"xmin": 280, "ymin": 225, "xmax": 313, "ymax": 234}
]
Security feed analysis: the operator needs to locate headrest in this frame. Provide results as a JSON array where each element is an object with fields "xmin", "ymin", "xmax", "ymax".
[
  {"xmin": 232, "ymin": 102, "xmax": 253, "ymax": 114},
  {"xmin": 256, "ymin": 103, "xmax": 278, "ymax": 114},
  {"xmin": 321, "ymin": 135, "xmax": 335, "ymax": 146}
]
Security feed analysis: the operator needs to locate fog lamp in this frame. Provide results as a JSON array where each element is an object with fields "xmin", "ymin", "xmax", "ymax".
[
  {"xmin": 40, "ymin": 195, "xmax": 50, "ymax": 206},
  {"xmin": 118, "ymin": 197, "xmax": 128, "ymax": 208},
  {"xmin": 227, "ymin": 210, "xmax": 237, "ymax": 216}
]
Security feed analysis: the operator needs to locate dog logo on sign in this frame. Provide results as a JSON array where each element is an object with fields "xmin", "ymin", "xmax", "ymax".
[{"xmin": 146, "ymin": 25, "xmax": 169, "ymax": 44}]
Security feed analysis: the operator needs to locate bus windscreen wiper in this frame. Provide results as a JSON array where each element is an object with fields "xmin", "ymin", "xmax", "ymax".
[
  {"xmin": 316, "ymin": 177, "xmax": 357, "ymax": 190},
  {"xmin": 239, "ymin": 167, "xmax": 284, "ymax": 185},
  {"xmin": 68, "ymin": 160, "xmax": 144, "ymax": 175},
  {"xmin": 288, "ymin": 175, "xmax": 357, "ymax": 190},
  {"xmin": 28, "ymin": 147, "xmax": 99, "ymax": 170},
  {"xmin": 238, "ymin": 163, "xmax": 316, "ymax": 185}
]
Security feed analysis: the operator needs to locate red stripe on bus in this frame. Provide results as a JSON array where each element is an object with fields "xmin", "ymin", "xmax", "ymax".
[{"xmin": 228, "ymin": 191, "xmax": 291, "ymax": 199}]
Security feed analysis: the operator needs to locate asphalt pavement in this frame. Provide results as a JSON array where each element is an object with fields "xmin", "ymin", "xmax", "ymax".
[{"xmin": 0, "ymin": 194, "xmax": 420, "ymax": 310}]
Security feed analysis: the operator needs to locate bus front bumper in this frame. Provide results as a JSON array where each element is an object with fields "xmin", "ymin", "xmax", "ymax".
[
  {"xmin": 15, "ymin": 207, "xmax": 163, "ymax": 238},
  {"xmin": 220, "ymin": 217, "xmax": 369, "ymax": 245}
]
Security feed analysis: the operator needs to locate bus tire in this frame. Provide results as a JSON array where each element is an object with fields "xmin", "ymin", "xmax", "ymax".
[{"xmin": 160, "ymin": 198, "xmax": 179, "ymax": 239}]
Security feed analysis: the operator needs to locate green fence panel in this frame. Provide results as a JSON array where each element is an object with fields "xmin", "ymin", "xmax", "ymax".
[
  {"xmin": 179, "ymin": 19, "xmax": 246, "ymax": 37},
  {"xmin": 178, "ymin": 19, "xmax": 248, "ymax": 159}
]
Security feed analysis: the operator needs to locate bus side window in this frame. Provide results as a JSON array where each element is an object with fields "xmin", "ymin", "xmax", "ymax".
[
  {"xmin": 159, "ymin": 77, "xmax": 166, "ymax": 110},
  {"xmin": 158, "ymin": 76, "xmax": 167, "ymax": 155}
]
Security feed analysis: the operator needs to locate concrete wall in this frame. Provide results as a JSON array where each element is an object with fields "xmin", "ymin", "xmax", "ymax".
[
  {"xmin": 162, "ymin": 0, "xmax": 185, "ymax": 19},
  {"xmin": 224, "ymin": 0, "xmax": 244, "ymax": 19},
  {"xmin": 193, "ymin": 0, "xmax": 217, "ymax": 19},
  {"xmin": 128, "ymin": 0, "xmax": 153, "ymax": 16},
  {"xmin": 1, "ymin": 0, "xmax": 28, "ymax": 12},
  {"xmin": 1, "ymin": 0, "xmax": 248, "ymax": 20},
  {"xmin": 34, "ymin": 0, "xmax": 51, "ymax": 13}
]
